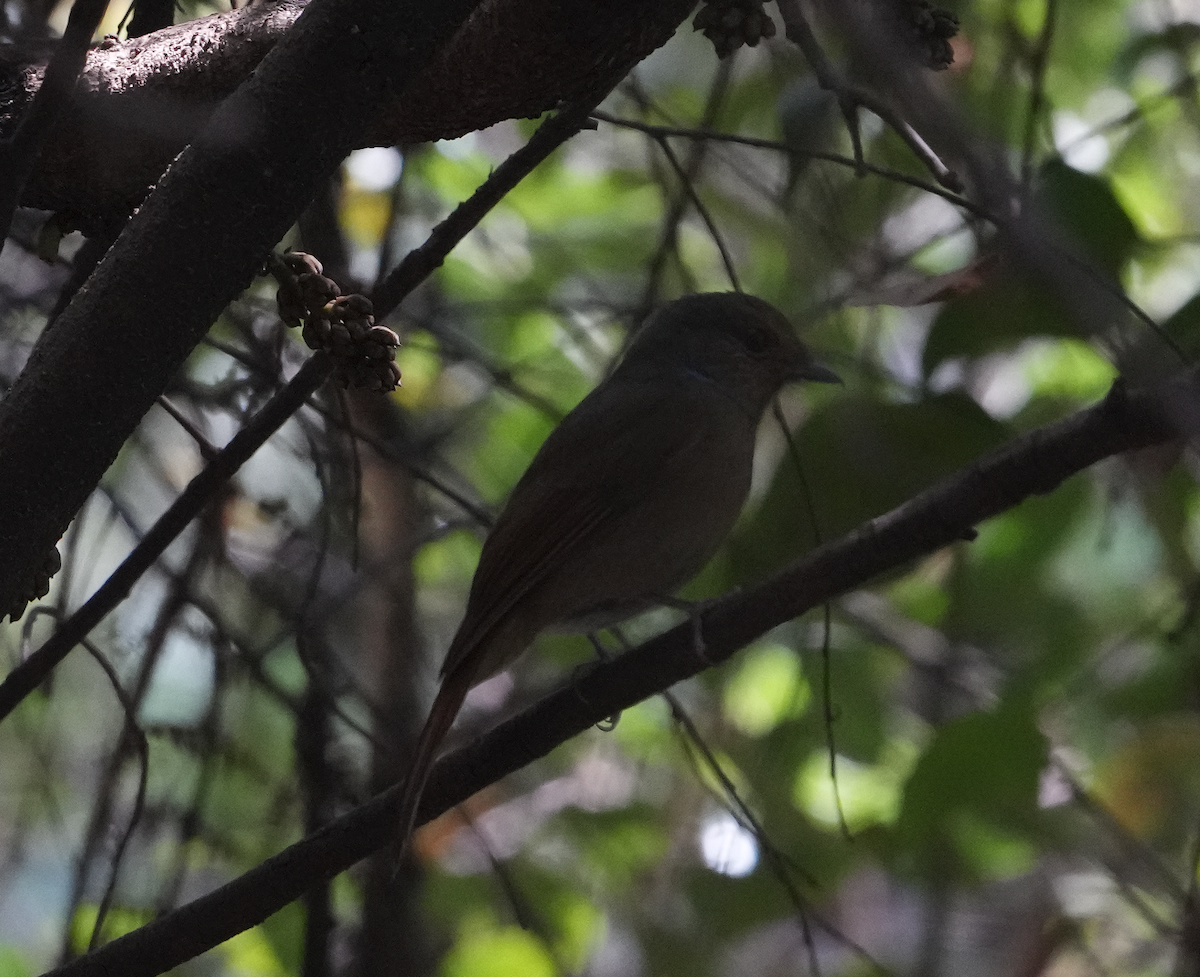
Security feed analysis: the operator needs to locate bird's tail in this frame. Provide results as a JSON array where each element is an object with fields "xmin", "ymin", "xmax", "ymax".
[{"xmin": 391, "ymin": 663, "xmax": 475, "ymax": 866}]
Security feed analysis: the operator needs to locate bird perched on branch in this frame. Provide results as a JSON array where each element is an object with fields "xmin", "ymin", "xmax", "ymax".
[{"xmin": 393, "ymin": 291, "xmax": 839, "ymax": 858}]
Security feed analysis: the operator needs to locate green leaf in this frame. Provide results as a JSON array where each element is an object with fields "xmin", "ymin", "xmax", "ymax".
[
  {"xmin": 0, "ymin": 946, "xmax": 30, "ymax": 977},
  {"xmin": 949, "ymin": 477, "xmax": 1093, "ymax": 675},
  {"xmin": 722, "ymin": 642, "xmax": 811, "ymax": 736},
  {"xmin": 893, "ymin": 696, "xmax": 1048, "ymax": 881},
  {"xmin": 733, "ymin": 392, "xmax": 1009, "ymax": 579},
  {"xmin": 922, "ymin": 272, "xmax": 1074, "ymax": 375},
  {"xmin": 260, "ymin": 904, "xmax": 305, "ymax": 977},
  {"xmin": 443, "ymin": 927, "xmax": 557, "ymax": 977},
  {"xmin": 1036, "ymin": 159, "xmax": 1141, "ymax": 277}
]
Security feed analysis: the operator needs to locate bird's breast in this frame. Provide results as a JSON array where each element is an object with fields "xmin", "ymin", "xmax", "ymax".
[{"xmin": 533, "ymin": 399, "xmax": 758, "ymax": 630}]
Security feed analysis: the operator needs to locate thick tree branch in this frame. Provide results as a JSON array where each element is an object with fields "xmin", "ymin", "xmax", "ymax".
[
  {"xmin": 6, "ymin": 0, "xmax": 695, "ymax": 223},
  {"xmin": 0, "ymin": 99, "xmax": 603, "ymax": 719},
  {"xmin": 44, "ymin": 369, "xmax": 1190, "ymax": 977},
  {"xmin": 0, "ymin": 0, "xmax": 486, "ymax": 618}
]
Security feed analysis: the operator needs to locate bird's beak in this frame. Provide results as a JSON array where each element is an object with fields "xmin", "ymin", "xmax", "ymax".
[{"xmin": 795, "ymin": 360, "xmax": 842, "ymax": 385}]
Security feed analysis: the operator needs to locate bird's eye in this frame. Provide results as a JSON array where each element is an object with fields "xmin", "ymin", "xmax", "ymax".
[{"xmin": 742, "ymin": 326, "xmax": 776, "ymax": 354}]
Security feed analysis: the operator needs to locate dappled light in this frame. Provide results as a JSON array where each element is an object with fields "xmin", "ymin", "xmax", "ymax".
[{"xmin": 0, "ymin": 0, "xmax": 1199, "ymax": 975}]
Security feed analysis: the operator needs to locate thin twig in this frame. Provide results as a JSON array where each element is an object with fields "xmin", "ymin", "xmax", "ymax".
[
  {"xmin": 21, "ymin": 605, "xmax": 151, "ymax": 956},
  {"xmin": 332, "ymin": 386, "xmax": 364, "ymax": 568},
  {"xmin": 1019, "ymin": 0, "xmax": 1059, "ymax": 186},
  {"xmin": 665, "ymin": 691, "xmax": 894, "ymax": 975},
  {"xmin": 639, "ymin": 58, "xmax": 733, "ymax": 313},
  {"xmin": 0, "ymin": 0, "xmax": 111, "ymax": 248},
  {"xmin": 595, "ymin": 111, "xmax": 1185, "ymax": 363},
  {"xmin": 370, "ymin": 98, "xmax": 603, "ymax": 318},
  {"xmin": 592, "ymin": 111, "xmax": 986, "ymax": 219},
  {"xmin": 772, "ymin": 398, "xmax": 851, "ymax": 840},
  {"xmin": 773, "ymin": 0, "xmax": 962, "ymax": 190},
  {"xmin": 653, "ymin": 136, "xmax": 740, "ymax": 291},
  {"xmin": 0, "ymin": 354, "xmax": 334, "ymax": 726},
  {"xmin": 602, "ymin": 621, "xmax": 886, "ymax": 975},
  {"xmin": 665, "ymin": 691, "xmax": 827, "ymax": 974},
  {"xmin": 156, "ymin": 396, "xmax": 218, "ymax": 461},
  {"xmin": 201, "ymin": 334, "xmax": 494, "ymax": 527},
  {"xmin": 79, "ymin": 636, "xmax": 150, "ymax": 954}
]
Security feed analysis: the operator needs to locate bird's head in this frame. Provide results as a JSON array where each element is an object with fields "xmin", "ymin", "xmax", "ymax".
[{"xmin": 618, "ymin": 292, "xmax": 840, "ymax": 416}]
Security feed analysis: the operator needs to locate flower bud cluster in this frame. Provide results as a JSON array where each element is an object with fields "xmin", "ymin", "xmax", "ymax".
[
  {"xmin": 898, "ymin": 0, "xmax": 958, "ymax": 70},
  {"xmin": 275, "ymin": 252, "xmax": 402, "ymax": 392},
  {"xmin": 693, "ymin": 0, "xmax": 777, "ymax": 58}
]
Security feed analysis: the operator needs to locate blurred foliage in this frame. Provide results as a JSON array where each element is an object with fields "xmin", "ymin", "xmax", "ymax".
[{"xmin": 3, "ymin": 0, "xmax": 1200, "ymax": 975}]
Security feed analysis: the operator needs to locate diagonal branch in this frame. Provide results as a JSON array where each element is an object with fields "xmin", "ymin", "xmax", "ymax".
[
  {"xmin": 45, "ymin": 368, "xmax": 1190, "ymax": 977},
  {"xmin": 774, "ymin": 0, "xmax": 962, "ymax": 190},
  {"xmin": 0, "ymin": 0, "xmax": 109, "ymax": 244},
  {"xmin": 8, "ymin": 0, "xmax": 697, "ymax": 222},
  {"xmin": 0, "ymin": 355, "xmax": 331, "ymax": 723},
  {"xmin": 0, "ymin": 0, "xmax": 486, "ymax": 620}
]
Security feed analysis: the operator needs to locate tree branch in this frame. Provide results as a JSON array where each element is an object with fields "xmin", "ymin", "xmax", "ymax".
[
  {"xmin": 0, "ymin": 0, "xmax": 109, "ymax": 243},
  {"xmin": 0, "ymin": 355, "xmax": 331, "ymax": 723},
  {"xmin": 7, "ymin": 0, "xmax": 696, "ymax": 223},
  {"xmin": 0, "ymin": 0, "xmax": 486, "ymax": 619},
  {"xmin": 44, "ymin": 368, "xmax": 1189, "ymax": 977}
]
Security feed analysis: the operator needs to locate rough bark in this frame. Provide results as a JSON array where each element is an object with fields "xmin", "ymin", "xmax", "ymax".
[
  {"xmin": 7, "ymin": 0, "xmax": 696, "ymax": 224},
  {"xmin": 0, "ymin": 0, "xmax": 485, "ymax": 619}
]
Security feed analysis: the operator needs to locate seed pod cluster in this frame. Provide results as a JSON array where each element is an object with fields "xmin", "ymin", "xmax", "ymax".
[
  {"xmin": 895, "ymin": 0, "xmax": 959, "ymax": 70},
  {"xmin": 693, "ymin": 0, "xmax": 777, "ymax": 58},
  {"xmin": 5, "ymin": 546, "xmax": 62, "ymax": 621},
  {"xmin": 274, "ymin": 252, "xmax": 402, "ymax": 393}
]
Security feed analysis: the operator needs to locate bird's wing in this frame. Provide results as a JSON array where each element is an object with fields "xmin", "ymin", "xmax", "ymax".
[{"xmin": 440, "ymin": 379, "xmax": 717, "ymax": 679}]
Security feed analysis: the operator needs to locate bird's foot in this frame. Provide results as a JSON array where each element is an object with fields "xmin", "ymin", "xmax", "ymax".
[
  {"xmin": 656, "ymin": 595, "xmax": 716, "ymax": 665},
  {"xmin": 575, "ymin": 635, "xmax": 621, "ymax": 730}
]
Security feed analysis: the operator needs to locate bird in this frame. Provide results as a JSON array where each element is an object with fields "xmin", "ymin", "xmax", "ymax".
[{"xmin": 393, "ymin": 291, "xmax": 839, "ymax": 858}]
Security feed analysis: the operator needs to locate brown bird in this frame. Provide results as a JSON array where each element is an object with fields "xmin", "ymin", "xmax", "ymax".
[{"xmin": 394, "ymin": 292, "xmax": 839, "ymax": 856}]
